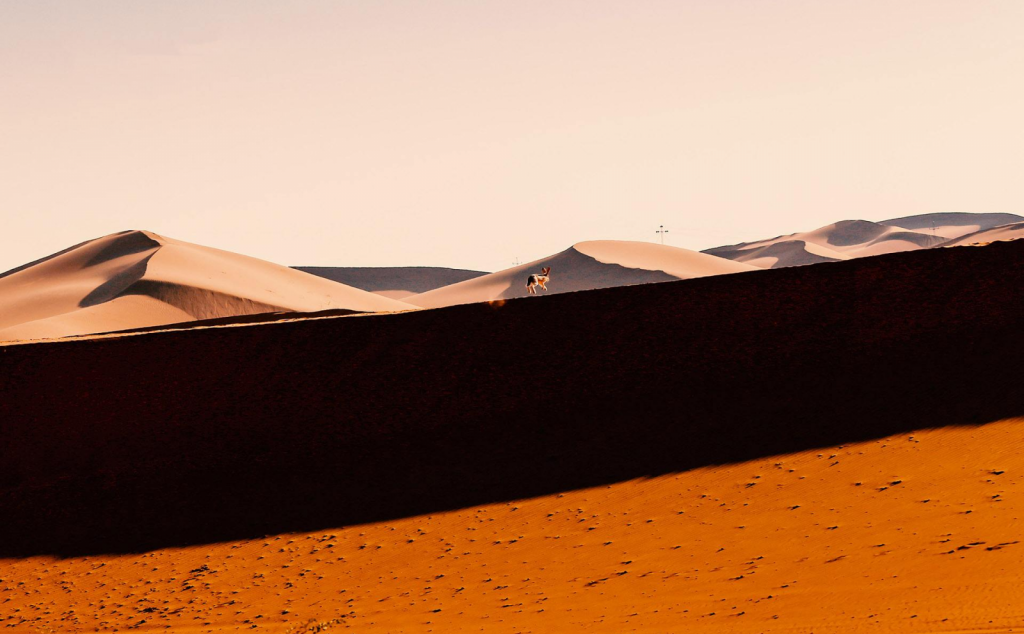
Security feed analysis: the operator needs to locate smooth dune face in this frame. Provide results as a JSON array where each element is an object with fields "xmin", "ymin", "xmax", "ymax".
[
  {"xmin": 881, "ymin": 212, "xmax": 1024, "ymax": 240},
  {"xmin": 701, "ymin": 213, "xmax": 1024, "ymax": 269},
  {"xmin": 940, "ymin": 221, "xmax": 1024, "ymax": 247},
  {"xmin": 704, "ymin": 220, "xmax": 949, "ymax": 269},
  {"xmin": 409, "ymin": 240, "xmax": 755, "ymax": 308},
  {"xmin": 0, "ymin": 230, "xmax": 415, "ymax": 341}
]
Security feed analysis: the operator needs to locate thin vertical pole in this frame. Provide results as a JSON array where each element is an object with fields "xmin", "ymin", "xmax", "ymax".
[{"xmin": 656, "ymin": 225, "xmax": 669, "ymax": 244}]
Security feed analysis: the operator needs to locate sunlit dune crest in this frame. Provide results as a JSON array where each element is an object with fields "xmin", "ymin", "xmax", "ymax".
[
  {"xmin": 0, "ymin": 230, "xmax": 416, "ymax": 342},
  {"xmin": 704, "ymin": 212, "xmax": 1024, "ymax": 269},
  {"xmin": 939, "ymin": 221, "xmax": 1024, "ymax": 248},
  {"xmin": 409, "ymin": 240, "xmax": 756, "ymax": 308}
]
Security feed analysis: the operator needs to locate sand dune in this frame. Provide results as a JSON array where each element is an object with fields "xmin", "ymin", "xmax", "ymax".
[
  {"xmin": 881, "ymin": 211, "xmax": 1023, "ymax": 240},
  {"xmin": 410, "ymin": 240, "xmax": 755, "ymax": 308},
  {"xmin": 0, "ymin": 230, "xmax": 415, "ymax": 342},
  {"xmin": 704, "ymin": 219, "xmax": 945, "ymax": 268},
  {"xmin": 295, "ymin": 266, "xmax": 488, "ymax": 300},
  {"xmin": 727, "ymin": 239, "xmax": 847, "ymax": 269},
  {"xmin": 4, "ymin": 239, "xmax": 1024, "ymax": 632},
  {"xmin": 704, "ymin": 212, "xmax": 1024, "ymax": 269},
  {"xmin": 940, "ymin": 221, "xmax": 1024, "ymax": 247}
]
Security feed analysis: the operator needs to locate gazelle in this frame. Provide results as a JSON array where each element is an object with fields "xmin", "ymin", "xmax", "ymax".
[{"xmin": 526, "ymin": 266, "xmax": 551, "ymax": 295}]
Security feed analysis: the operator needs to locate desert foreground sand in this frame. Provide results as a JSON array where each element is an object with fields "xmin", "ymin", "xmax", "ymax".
[
  {"xmin": 0, "ymin": 230, "xmax": 415, "ymax": 342},
  {"xmin": 3, "ymin": 239, "xmax": 1024, "ymax": 632},
  {"xmin": 2, "ymin": 419, "xmax": 1023, "ymax": 633}
]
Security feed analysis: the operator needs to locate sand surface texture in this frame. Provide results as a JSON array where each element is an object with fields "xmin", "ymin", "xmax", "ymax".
[
  {"xmin": 1, "ymin": 421, "xmax": 1022, "ymax": 633},
  {"xmin": 0, "ymin": 231, "xmax": 415, "ymax": 342},
  {"xmin": 3, "ymin": 240, "xmax": 1024, "ymax": 632},
  {"xmin": 705, "ymin": 212, "xmax": 1023, "ymax": 269},
  {"xmin": 409, "ymin": 240, "xmax": 755, "ymax": 308}
]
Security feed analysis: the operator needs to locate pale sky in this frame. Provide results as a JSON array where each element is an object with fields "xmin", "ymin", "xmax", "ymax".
[{"xmin": 1, "ymin": 0, "xmax": 1021, "ymax": 273}]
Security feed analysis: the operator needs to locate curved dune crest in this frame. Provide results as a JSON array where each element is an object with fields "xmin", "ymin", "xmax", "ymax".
[
  {"xmin": 881, "ymin": 211, "xmax": 1023, "ymax": 240},
  {"xmin": 409, "ymin": 240, "xmax": 755, "ymax": 308},
  {"xmin": 0, "ymin": 230, "xmax": 415, "ymax": 341},
  {"xmin": 940, "ymin": 221, "xmax": 1024, "ymax": 247},
  {"xmin": 720, "ymin": 239, "xmax": 847, "ymax": 269},
  {"xmin": 707, "ymin": 213, "xmax": 1024, "ymax": 269},
  {"xmin": 706, "ymin": 218, "xmax": 951, "ymax": 269}
]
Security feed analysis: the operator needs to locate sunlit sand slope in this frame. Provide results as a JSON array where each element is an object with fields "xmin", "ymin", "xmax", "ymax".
[
  {"xmin": 703, "ymin": 220, "xmax": 943, "ymax": 268},
  {"xmin": 940, "ymin": 221, "xmax": 1024, "ymax": 247},
  {"xmin": 881, "ymin": 211, "xmax": 1023, "ymax": 239},
  {"xmin": 2, "ymin": 420, "xmax": 1022, "ymax": 632},
  {"xmin": 704, "ymin": 212, "xmax": 1024, "ymax": 269},
  {"xmin": 410, "ymin": 240, "xmax": 755, "ymax": 308},
  {"xmin": 0, "ymin": 230, "xmax": 415, "ymax": 341}
]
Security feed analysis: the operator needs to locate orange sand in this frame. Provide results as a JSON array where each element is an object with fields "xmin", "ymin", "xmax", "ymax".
[{"xmin": 3, "ymin": 419, "xmax": 1023, "ymax": 633}]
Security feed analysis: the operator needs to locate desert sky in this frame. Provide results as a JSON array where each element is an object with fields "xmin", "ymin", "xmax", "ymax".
[{"xmin": 1, "ymin": 0, "xmax": 1021, "ymax": 273}]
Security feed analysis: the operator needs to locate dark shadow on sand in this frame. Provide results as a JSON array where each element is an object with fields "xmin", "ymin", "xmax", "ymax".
[{"xmin": 2, "ymin": 240, "xmax": 1024, "ymax": 557}]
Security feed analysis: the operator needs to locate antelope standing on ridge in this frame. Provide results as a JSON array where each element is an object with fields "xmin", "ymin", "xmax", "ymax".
[{"xmin": 526, "ymin": 267, "xmax": 551, "ymax": 295}]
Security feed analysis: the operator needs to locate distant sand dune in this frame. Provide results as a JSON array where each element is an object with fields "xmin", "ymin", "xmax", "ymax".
[
  {"xmin": 705, "ymin": 212, "xmax": 1024, "ymax": 269},
  {"xmin": 295, "ymin": 266, "xmax": 488, "ymax": 299},
  {"xmin": 0, "ymin": 230, "xmax": 415, "ymax": 342},
  {"xmin": 881, "ymin": 211, "xmax": 1023, "ymax": 239},
  {"xmin": 940, "ymin": 221, "xmax": 1024, "ymax": 247},
  {"xmin": 704, "ymin": 219, "xmax": 946, "ymax": 268},
  {"xmin": 410, "ymin": 240, "xmax": 755, "ymax": 308}
]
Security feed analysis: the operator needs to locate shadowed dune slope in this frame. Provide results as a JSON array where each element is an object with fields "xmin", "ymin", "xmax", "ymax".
[
  {"xmin": 2, "ymin": 240, "xmax": 1024, "ymax": 561},
  {"xmin": 703, "ymin": 212, "xmax": 1024, "ymax": 269},
  {"xmin": 722, "ymin": 239, "xmax": 843, "ymax": 269},
  {"xmin": 295, "ymin": 266, "xmax": 488, "ymax": 300},
  {"xmin": 703, "ymin": 219, "xmax": 946, "ymax": 268},
  {"xmin": 0, "ymin": 231, "xmax": 415, "ymax": 342},
  {"xmin": 3, "ymin": 420, "xmax": 1024, "ymax": 632},
  {"xmin": 409, "ymin": 240, "xmax": 755, "ymax": 308},
  {"xmin": 881, "ymin": 211, "xmax": 1023, "ymax": 239},
  {"xmin": 940, "ymin": 221, "xmax": 1024, "ymax": 247}
]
